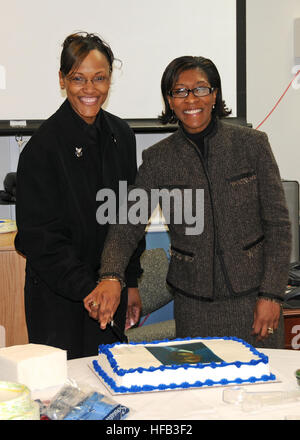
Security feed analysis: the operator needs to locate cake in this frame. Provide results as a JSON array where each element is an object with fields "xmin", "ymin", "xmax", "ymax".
[
  {"xmin": 92, "ymin": 336, "xmax": 275, "ymax": 393},
  {"xmin": 0, "ymin": 381, "xmax": 40, "ymax": 420},
  {"xmin": 0, "ymin": 344, "xmax": 67, "ymax": 391}
]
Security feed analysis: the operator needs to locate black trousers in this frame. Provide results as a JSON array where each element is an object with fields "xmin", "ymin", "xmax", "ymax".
[{"xmin": 24, "ymin": 265, "xmax": 128, "ymax": 360}]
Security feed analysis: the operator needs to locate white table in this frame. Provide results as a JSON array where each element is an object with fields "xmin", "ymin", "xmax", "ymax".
[{"xmin": 33, "ymin": 349, "xmax": 300, "ymax": 420}]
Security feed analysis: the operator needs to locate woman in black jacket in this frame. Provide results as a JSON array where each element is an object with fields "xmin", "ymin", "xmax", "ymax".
[{"xmin": 15, "ymin": 32, "xmax": 144, "ymax": 359}]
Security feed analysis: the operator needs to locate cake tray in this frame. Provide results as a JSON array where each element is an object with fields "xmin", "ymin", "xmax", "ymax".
[{"xmin": 88, "ymin": 362, "xmax": 280, "ymax": 396}]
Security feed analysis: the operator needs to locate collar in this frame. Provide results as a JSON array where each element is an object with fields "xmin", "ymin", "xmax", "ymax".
[
  {"xmin": 178, "ymin": 116, "xmax": 219, "ymax": 146},
  {"xmin": 60, "ymin": 99, "xmax": 117, "ymax": 144},
  {"xmin": 179, "ymin": 116, "xmax": 218, "ymax": 142},
  {"xmin": 66, "ymin": 99, "xmax": 102, "ymax": 133},
  {"xmin": 174, "ymin": 117, "xmax": 233, "ymax": 154}
]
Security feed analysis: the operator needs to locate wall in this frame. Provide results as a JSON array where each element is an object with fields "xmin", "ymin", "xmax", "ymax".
[
  {"xmin": 0, "ymin": 0, "xmax": 237, "ymax": 120},
  {"xmin": 2, "ymin": 1, "xmax": 299, "ymax": 181},
  {"xmin": 247, "ymin": 0, "xmax": 300, "ymax": 183}
]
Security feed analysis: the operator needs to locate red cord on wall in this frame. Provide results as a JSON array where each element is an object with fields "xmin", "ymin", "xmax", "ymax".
[{"xmin": 255, "ymin": 69, "xmax": 300, "ymax": 130}]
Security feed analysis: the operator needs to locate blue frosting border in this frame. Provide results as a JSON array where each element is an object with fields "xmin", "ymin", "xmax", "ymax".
[{"xmin": 93, "ymin": 336, "xmax": 276, "ymax": 394}]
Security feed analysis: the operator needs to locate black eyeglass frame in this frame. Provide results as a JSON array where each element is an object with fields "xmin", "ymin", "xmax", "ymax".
[{"xmin": 169, "ymin": 86, "xmax": 215, "ymax": 98}]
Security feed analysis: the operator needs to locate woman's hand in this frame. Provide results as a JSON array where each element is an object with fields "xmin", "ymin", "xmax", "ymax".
[
  {"xmin": 126, "ymin": 288, "xmax": 142, "ymax": 330},
  {"xmin": 83, "ymin": 280, "xmax": 121, "ymax": 329},
  {"xmin": 252, "ymin": 298, "xmax": 281, "ymax": 340}
]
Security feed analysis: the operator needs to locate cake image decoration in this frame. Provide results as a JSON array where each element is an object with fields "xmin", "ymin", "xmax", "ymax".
[{"xmin": 146, "ymin": 342, "xmax": 224, "ymax": 365}]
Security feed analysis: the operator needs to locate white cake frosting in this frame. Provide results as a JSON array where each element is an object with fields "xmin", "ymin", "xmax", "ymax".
[
  {"xmin": 93, "ymin": 337, "xmax": 274, "ymax": 393},
  {"xmin": 0, "ymin": 344, "xmax": 67, "ymax": 391},
  {"xmin": 0, "ymin": 381, "xmax": 40, "ymax": 420}
]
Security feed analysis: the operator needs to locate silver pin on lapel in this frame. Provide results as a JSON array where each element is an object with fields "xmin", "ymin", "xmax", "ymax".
[{"xmin": 75, "ymin": 147, "xmax": 83, "ymax": 158}]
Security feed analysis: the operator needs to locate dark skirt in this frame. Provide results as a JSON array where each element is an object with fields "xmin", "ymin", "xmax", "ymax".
[{"xmin": 173, "ymin": 256, "xmax": 285, "ymax": 349}]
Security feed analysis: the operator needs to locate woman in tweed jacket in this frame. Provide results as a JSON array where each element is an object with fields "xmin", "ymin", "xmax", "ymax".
[{"xmin": 84, "ymin": 56, "xmax": 291, "ymax": 348}]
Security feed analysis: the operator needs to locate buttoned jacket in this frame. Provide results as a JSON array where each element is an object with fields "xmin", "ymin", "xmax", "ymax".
[
  {"xmin": 100, "ymin": 119, "xmax": 291, "ymax": 301},
  {"xmin": 15, "ymin": 100, "xmax": 144, "ymax": 302}
]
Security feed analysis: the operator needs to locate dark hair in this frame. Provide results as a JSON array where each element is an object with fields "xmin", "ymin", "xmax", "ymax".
[
  {"xmin": 159, "ymin": 56, "xmax": 231, "ymax": 124},
  {"xmin": 60, "ymin": 32, "xmax": 115, "ymax": 77}
]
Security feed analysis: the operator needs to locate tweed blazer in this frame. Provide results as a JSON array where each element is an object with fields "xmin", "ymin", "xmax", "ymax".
[{"xmin": 100, "ymin": 119, "xmax": 291, "ymax": 301}]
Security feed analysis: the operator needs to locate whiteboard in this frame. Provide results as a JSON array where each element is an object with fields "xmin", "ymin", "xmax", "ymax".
[{"xmin": 0, "ymin": 0, "xmax": 237, "ymax": 120}]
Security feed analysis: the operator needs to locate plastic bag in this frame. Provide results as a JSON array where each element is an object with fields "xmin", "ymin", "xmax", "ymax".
[{"xmin": 45, "ymin": 380, "xmax": 130, "ymax": 420}]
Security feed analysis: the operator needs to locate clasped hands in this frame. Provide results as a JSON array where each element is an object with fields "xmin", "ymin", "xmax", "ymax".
[{"xmin": 83, "ymin": 280, "xmax": 142, "ymax": 331}]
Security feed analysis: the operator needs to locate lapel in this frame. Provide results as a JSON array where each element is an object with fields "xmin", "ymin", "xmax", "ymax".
[
  {"xmin": 167, "ymin": 119, "xmax": 233, "ymax": 190},
  {"xmin": 99, "ymin": 110, "xmax": 121, "ymax": 190},
  {"xmin": 54, "ymin": 100, "xmax": 102, "ymax": 225},
  {"xmin": 100, "ymin": 110, "xmax": 134, "ymax": 193},
  {"xmin": 53, "ymin": 101, "xmax": 127, "ymax": 224},
  {"xmin": 55, "ymin": 99, "xmax": 93, "ymax": 155}
]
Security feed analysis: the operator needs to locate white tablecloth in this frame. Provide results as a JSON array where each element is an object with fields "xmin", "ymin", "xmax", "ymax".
[{"xmin": 33, "ymin": 348, "xmax": 300, "ymax": 420}]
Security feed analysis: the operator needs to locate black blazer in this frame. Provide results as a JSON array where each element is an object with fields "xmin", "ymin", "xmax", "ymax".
[{"xmin": 15, "ymin": 100, "xmax": 144, "ymax": 302}]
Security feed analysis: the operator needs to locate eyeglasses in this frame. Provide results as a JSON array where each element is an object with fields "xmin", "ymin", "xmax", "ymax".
[
  {"xmin": 67, "ymin": 75, "xmax": 109, "ymax": 87},
  {"xmin": 169, "ymin": 87, "xmax": 215, "ymax": 98}
]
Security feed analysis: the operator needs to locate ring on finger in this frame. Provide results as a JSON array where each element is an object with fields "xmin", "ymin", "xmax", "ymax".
[
  {"xmin": 90, "ymin": 300, "xmax": 99, "ymax": 308},
  {"xmin": 267, "ymin": 327, "xmax": 274, "ymax": 334}
]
